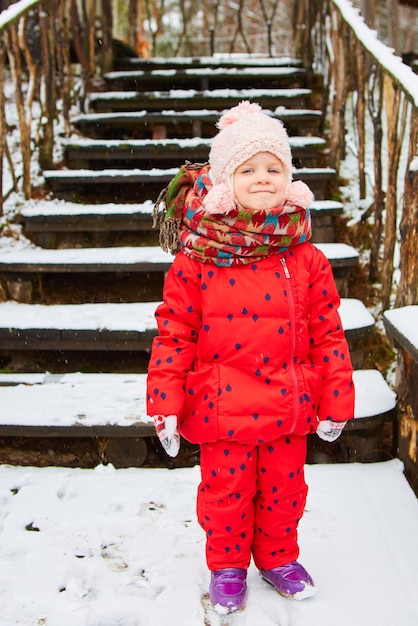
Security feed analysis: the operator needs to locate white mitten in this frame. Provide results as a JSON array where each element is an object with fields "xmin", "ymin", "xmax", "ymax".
[
  {"xmin": 152, "ymin": 414, "xmax": 181, "ymax": 457},
  {"xmin": 316, "ymin": 420, "xmax": 347, "ymax": 442}
]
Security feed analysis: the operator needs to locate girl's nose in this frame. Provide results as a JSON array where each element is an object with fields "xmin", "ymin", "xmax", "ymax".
[{"xmin": 256, "ymin": 170, "xmax": 270, "ymax": 183}]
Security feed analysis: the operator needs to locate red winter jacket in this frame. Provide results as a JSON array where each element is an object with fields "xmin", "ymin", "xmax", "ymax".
[{"xmin": 146, "ymin": 242, "xmax": 355, "ymax": 445}]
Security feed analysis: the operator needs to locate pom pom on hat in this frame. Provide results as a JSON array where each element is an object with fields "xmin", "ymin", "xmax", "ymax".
[
  {"xmin": 204, "ymin": 181, "xmax": 236, "ymax": 214},
  {"xmin": 207, "ymin": 100, "xmax": 293, "ymax": 204},
  {"xmin": 286, "ymin": 180, "xmax": 314, "ymax": 210},
  {"xmin": 216, "ymin": 101, "xmax": 263, "ymax": 129}
]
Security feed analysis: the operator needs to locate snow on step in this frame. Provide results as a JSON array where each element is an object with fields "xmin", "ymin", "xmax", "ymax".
[
  {"xmin": 88, "ymin": 87, "xmax": 312, "ymax": 103},
  {"xmin": 0, "ymin": 369, "xmax": 395, "ymax": 429},
  {"xmin": 0, "ymin": 298, "xmax": 373, "ymax": 336},
  {"xmin": 0, "ymin": 245, "xmax": 173, "ymax": 270},
  {"xmin": 43, "ymin": 166, "xmax": 335, "ymax": 180},
  {"xmin": 62, "ymin": 136, "xmax": 326, "ymax": 150},
  {"xmin": 309, "ymin": 200, "xmax": 344, "ymax": 214},
  {"xmin": 104, "ymin": 66, "xmax": 304, "ymax": 80},
  {"xmin": 0, "ymin": 242, "xmax": 357, "ymax": 270},
  {"xmin": 21, "ymin": 199, "xmax": 154, "ymax": 218},
  {"xmin": 71, "ymin": 108, "xmax": 322, "ymax": 125},
  {"xmin": 383, "ymin": 305, "xmax": 418, "ymax": 361},
  {"xmin": 0, "ymin": 373, "xmax": 151, "ymax": 428},
  {"xmin": 0, "ymin": 301, "xmax": 158, "ymax": 331},
  {"xmin": 352, "ymin": 369, "xmax": 396, "ymax": 420},
  {"xmin": 21, "ymin": 199, "xmax": 342, "ymax": 220},
  {"xmin": 119, "ymin": 55, "xmax": 302, "ymax": 68}
]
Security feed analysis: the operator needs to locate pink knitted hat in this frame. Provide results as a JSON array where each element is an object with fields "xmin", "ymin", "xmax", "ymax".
[{"xmin": 205, "ymin": 100, "xmax": 293, "ymax": 213}]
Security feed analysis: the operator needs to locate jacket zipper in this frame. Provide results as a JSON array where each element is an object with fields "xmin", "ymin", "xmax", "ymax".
[{"xmin": 280, "ymin": 256, "xmax": 299, "ymax": 429}]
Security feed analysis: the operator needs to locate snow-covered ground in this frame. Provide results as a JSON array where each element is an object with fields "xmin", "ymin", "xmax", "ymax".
[{"xmin": 0, "ymin": 459, "xmax": 417, "ymax": 626}]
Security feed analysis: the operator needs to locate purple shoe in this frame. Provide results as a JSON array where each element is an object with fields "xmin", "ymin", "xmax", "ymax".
[
  {"xmin": 260, "ymin": 561, "xmax": 316, "ymax": 599},
  {"xmin": 209, "ymin": 568, "xmax": 247, "ymax": 613}
]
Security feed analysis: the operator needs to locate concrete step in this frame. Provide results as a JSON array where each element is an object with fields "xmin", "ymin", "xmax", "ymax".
[
  {"xmin": 62, "ymin": 136, "xmax": 326, "ymax": 170},
  {"xmin": 20, "ymin": 199, "xmax": 343, "ymax": 248},
  {"xmin": 71, "ymin": 108, "xmax": 322, "ymax": 139},
  {"xmin": 43, "ymin": 166, "xmax": 337, "ymax": 202}
]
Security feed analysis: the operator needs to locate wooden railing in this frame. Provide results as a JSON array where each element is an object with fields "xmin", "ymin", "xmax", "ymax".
[
  {"xmin": 0, "ymin": 0, "xmax": 112, "ymax": 209},
  {"xmin": 296, "ymin": 0, "xmax": 418, "ymax": 313}
]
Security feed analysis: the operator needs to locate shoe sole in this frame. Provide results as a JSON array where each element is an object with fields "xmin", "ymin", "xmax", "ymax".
[
  {"xmin": 201, "ymin": 593, "xmax": 246, "ymax": 624},
  {"xmin": 262, "ymin": 575, "xmax": 317, "ymax": 600}
]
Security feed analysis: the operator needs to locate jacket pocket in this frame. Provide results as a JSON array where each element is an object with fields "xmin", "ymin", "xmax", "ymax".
[
  {"xmin": 299, "ymin": 363, "xmax": 323, "ymax": 433},
  {"xmin": 180, "ymin": 364, "xmax": 220, "ymax": 443}
]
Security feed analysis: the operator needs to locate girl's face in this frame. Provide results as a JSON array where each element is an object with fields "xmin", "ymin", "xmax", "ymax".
[{"xmin": 233, "ymin": 152, "xmax": 288, "ymax": 211}]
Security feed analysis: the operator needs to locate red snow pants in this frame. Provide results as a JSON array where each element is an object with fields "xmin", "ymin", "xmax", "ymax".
[{"xmin": 197, "ymin": 435, "xmax": 308, "ymax": 571}]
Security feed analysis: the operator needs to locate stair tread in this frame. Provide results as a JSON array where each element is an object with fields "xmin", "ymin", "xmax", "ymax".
[
  {"xmin": 0, "ymin": 372, "xmax": 152, "ymax": 432},
  {"xmin": 105, "ymin": 66, "xmax": 305, "ymax": 79},
  {"xmin": 0, "ymin": 369, "xmax": 396, "ymax": 430},
  {"xmin": 21, "ymin": 199, "xmax": 342, "ymax": 219},
  {"xmin": 0, "ymin": 242, "xmax": 358, "ymax": 270},
  {"xmin": 115, "ymin": 55, "xmax": 303, "ymax": 70},
  {"xmin": 63, "ymin": 136, "xmax": 326, "ymax": 149},
  {"xmin": 43, "ymin": 166, "xmax": 336, "ymax": 181},
  {"xmin": 72, "ymin": 108, "xmax": 322, "ymax": 124},
  {"xmin": 0, "ymin": 245, "xmax": 173, "ymax": 270},
  {"xmin": 103, "ymin": 66, "xmax": 305, "ymax": 87},
  {"xmin": 383, "ymin": 305, "xmax": 418, "ymax": 362},
  {"xmin": 0, "ymin": 297, "xmax": 373, "ymax": 335},
  {"xmin": 352, "ymin": 369, "xmax": 397, "ymax": 421},
  {"xmin": 88, "ymin": 88, "xmax": 312, "ymax": 113},
  {"xmin": 89, "ymin": 87, "xmax": 312, "ymax": 101}
]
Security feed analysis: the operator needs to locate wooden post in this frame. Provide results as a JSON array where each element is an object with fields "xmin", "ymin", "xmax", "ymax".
[
  {"xmin": 386, "ymin": 0, "xmax": 400, "ymax": 53},
  {"xmin": 368, "ymin": 66, "xmax": 384, "ymax": 283},
  {"xmin": 38, "ymin": 1, "xmax": 56, "ymax": 170},
  {"xmin": 328, "ymin": 9, "xmax": 348, "ymax": 171},
  {"xmin": 396, "ymin": 109, "xmax": 418, "ymax": 307},
  {"xmin": 381, "ymin": 78, "xmax": 408, "ymax": 312},
  {"xmin": 100, "ymin": 0, "xmax": 113, "ymax": 74},
  {"xmin": 355, "ymin": 42, "xmax": 366, "ymax": 199},
  {"xmin": 0, "ymin": 40, "xmax": 5, "ymax": 215},
  {"xmin": 127, "ymin": 0, "xmax": 138, "ymax": 53},
  {"xmin": 5, "ymin": 23, "xmax": 31, "ymax": 198}
]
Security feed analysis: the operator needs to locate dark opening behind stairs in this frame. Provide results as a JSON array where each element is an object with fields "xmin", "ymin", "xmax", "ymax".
[{"xmin": 0, "ymin": 56, "xmax": 397, "ymax": 468}]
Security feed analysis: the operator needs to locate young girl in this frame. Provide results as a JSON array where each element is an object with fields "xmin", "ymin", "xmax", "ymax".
[{"xmin": 147, "ymin": 101, "xmax": 354, "ymax": 613}]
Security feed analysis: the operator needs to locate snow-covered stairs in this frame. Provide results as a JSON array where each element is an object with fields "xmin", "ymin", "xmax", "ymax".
[{"xmin": 0, "ymin": 55, "xmax": 397, "ymax": 467}]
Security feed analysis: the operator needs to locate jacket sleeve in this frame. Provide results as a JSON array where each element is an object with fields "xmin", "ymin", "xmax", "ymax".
[
  {"xmin": 146, "ymin": 253, "xmax": 201, "ymax": 418},
  {"xmin": 307, "ymin": 247, "xmax": 355, "ymax": 423}
]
